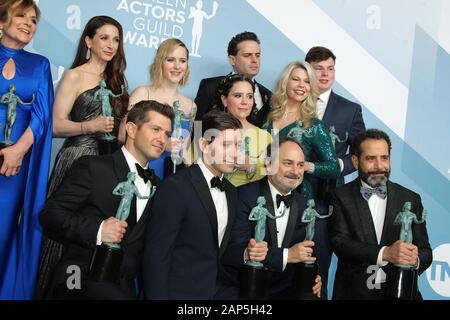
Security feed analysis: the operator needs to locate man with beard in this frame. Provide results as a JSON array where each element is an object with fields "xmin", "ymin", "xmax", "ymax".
[
  {"xmin": 223, "ymin": 137, "xmax": 321, "ymax": 299},
  {"xmin": 328, "ymin": 129, "xmax": 432, "ymax": 299}
]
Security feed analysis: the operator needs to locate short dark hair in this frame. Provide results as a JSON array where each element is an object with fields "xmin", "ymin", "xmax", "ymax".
[
  {"xmin": 305, "ymin": 46, "xmax": 336, "ymax": 63},
  {"xmin": 350, "ymin": 129, "xmax": 392, "ymax": 158},
  {"xmin": 227, "ymin": 31, "xmax": 260, "ymax": 56},
  {"xmin": 201, "ymin": 110, "xmax": 242, "ymax": 141},
  {"xmin": 266, "ymin": 136, "xmax": 304, "ymax": 159},
  {"xmin": 127, "ymin": 100, "xmax": 175, "ymax": 128},
  {"xmin": 216, "ymin": 74, "xmax": 255, "ymax": 110}
]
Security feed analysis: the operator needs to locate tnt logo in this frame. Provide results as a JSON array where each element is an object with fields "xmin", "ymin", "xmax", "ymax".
[{"xmin": 426, "ymin": 244, "xmax": 450, "ymax": 297}]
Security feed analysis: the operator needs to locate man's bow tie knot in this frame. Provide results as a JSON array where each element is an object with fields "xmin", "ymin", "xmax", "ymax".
[
  {"xmin": 135, "ymin": 163, "xmax": 155, "ymax": 184},
  {"xmin": 276, "ymin": 194, "xmax": 293, "ymax": 208},
  {"xmin": 210, "ymin": 176, "xmax": 225, "ymax": 191},
  {"xmin": 360, "ymin": 185, "xmax": 387, "ymax": 201}
]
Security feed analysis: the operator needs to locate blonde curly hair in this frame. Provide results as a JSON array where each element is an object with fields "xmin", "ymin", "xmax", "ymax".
[{"xmin": 265, "ymin": 61, "xmax": 319, "ymax": 128}]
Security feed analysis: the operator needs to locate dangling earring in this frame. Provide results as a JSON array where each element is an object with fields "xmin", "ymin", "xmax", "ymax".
[
  {"xmin": 0, "ymin": 28, "xmax": 4, "ymax": 40},
  {"xmin": 86, "ymin": 48, "xmax": 91, "ymax": 60}
]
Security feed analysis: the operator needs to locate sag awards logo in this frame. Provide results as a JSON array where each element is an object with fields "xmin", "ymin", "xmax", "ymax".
[
  {"xmin": 116, "ymin": 0, "xmax": 219, "ymax": 57},
  {"xmin": 426, "ymin": 243, "xmax": 450, "ymax": 297}
]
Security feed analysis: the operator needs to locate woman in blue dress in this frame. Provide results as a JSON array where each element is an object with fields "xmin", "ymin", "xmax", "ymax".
[
  {"xmin": 0, "ymin": 0, "xmax": 54, "ymax": 299},
  {"xmin": 129, "ymin": 38, "xmax": 196, "ymax": 179},
  {"xmin": 35, "ymin": 16, "xmax": 129, "ymax": 299}
]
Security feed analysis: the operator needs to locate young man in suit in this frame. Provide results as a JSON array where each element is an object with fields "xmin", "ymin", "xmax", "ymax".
[
  {"xmin": 223, "ymin": 137, "xmax": 322, "ymax": 299},
  {"xmin": 143, "ymin": 110, "xmax": 243, "ymax": 299},
  {"xmin": 39, "ymin": 100, "xmax": 174, "ymax": 299},
  {"xmin": 194, "ymin": 31, "xmax": 272, "ymax": 127},
  {"xmin": 305, "ymin": 46, "xmax": 366, "ymax": 186},
  {"xmin": 328, "ymin": 129, "xmax": 432, "ymax": 299},
  {"xmin": 305, "ymin": 46, "xmax": 367, "ymax": 298}
]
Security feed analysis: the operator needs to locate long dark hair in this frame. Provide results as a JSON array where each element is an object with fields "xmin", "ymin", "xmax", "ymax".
[{"xmin": 71, "ymin": 16, "xmax": 129, "ymax": 119}]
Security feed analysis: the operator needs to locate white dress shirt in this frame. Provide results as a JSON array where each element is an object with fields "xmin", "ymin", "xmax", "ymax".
[
  {"xmin": 96, "ymin": 146, "xmax": 151, "ymax": 245},
  {"xmin": 197, "ymin": 158, "xmax": 229, "ymax": 247},
  {"xmin": 361, "ymin": 180, "xmax": 389, "ymax": 283},
  {"xmin": 254, "ymin": 82, "xmax": 264, "ymax": 111},
  {"xmin": 317, "ymin": 89, "xmax": 332, "ymax": 121},
  {"xmin": 268, "ymin": 180, "xmax": 291, "ymax": 271}
]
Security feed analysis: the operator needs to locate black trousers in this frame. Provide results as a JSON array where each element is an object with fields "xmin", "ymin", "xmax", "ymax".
[{"xmin": 53, "ymin": 278, "xmax": 136, "ymax": 300}]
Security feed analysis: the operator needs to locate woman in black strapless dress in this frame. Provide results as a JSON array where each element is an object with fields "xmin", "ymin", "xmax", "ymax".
[{"xmin": 35, "ymin": 16, "xmax": 129, "ymax": 299}]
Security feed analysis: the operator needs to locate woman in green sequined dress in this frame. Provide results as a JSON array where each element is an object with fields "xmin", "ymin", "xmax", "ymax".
[
  {"xmin": 264, "ymin": 60, "xmax": 339, "ymax": 299},
  {"xmin": 265, "ymin": 61, "xmax": 340, "ymax": 197}
]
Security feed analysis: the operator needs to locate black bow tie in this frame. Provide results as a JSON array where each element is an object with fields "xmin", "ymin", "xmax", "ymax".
[
  {"xmin": 135, "ymin": 163, "xmax": 155, "ymax": 184},
  {"xmin": 360, "ymin": 185, "xmax": 387, "ymax": 201},
  {"xmin": 276, "ymin": 194, "xmax": 293, "ymax": 208},
  {"xmin": 210, "ymin": 176, "xmax": 225, "ymax": 192}
]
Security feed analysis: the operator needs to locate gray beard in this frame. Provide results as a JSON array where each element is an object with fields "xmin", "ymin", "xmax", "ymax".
[{"xmin": 359, "ymin": 169, "xmax": 390, "ymax": 188}]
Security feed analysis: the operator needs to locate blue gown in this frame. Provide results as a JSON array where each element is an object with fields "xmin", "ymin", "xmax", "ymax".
[
  {"xmin": 149, "ymin": 119, "xmax": 191, "ymax": 179},
  {"xmin": 0, "ymin": 43, "xmax": 54, "ymax": 299}
]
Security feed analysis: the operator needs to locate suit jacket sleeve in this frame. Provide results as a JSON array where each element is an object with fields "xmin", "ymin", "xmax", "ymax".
[
  {"xmin": 39, "ymin": 156, "xmax": 103, "ymax": 249},
  {"xmin": 222, "ymin": 193, "xmax": 253, "ymax": 269},
  {"xmin": 341, "ymin": 103, "xmax": 365, "ymax": 176},
  {"xmin": 328, "ymin": 191, "xmax": 382, "ymax": 265},
  {"xmin": 142, "ymin": 178, "xmax": 185, "ymax": 299}
]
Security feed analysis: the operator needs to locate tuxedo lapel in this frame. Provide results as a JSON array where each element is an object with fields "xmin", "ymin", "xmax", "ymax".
[
  {"xmin": 351, "ymin": 180, "xmax": 379, "ymax": 244},
  {"xmin": 322, "ymin": 90, "xmax": 337, "ymax": 124},
  {"xmin": 259, "ymin": 178, "xmax": 278, "ymax": 247},
  {"xmin": 191, "ymin": 165, "xmax": 219, "ymax": 248},
  {"xmin": 254, "ymin": 80, "xmax": 270, "ymax": 105},
  {"xmin": 110, "ymin": 150, "xmax": 138, "ymax": 242},
  {"xmin": 380, "ymin": 181, "xmax": 401, "ymax": 246},
  {"xmin": 112, "ymin": 149, "xmax": 131, "ymax": 182},
  {"xmin": 125, "ymin": 196, "xmax": 154, "ymax": 244},
  {"xmin": 219, "ymin": 180, "xmax": 236, "ymax": 257},
  {"xmin": 282, "ymin": 193, "xmax": 305, "ymax": 248}
]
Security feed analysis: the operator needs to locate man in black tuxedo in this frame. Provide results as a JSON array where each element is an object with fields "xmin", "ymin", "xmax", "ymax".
[
  {"xmin": 194, "ymin": 31, "xmax": 272, "ymax": 127},
  {"xmin": 39, "ymin": 100, "xmax": 174, "ymax": 299},
  {"xmin": 143, "ymin": 110, "xmax": 243, "ymax": 299},
  {"xmin": 328, "ymin": 129, "xmax": 432, "ymax": 299},
  {"xmin": 305, "ymin": 46, "xmax": 366, "ymax": 298},
  {"xmin": 223, "ymin": 137, "xmax": 322, "ymax": 299}
]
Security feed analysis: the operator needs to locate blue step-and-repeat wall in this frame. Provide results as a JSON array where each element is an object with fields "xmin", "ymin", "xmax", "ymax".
[{"xmin": 31, "ymin": 0, "xmax": 449, "ymax": 299}]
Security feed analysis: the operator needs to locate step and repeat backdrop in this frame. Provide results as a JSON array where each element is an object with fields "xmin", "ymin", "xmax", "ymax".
[{"xmin": 31, "ymin": 0, "xmax": 449, "ymax": 299}]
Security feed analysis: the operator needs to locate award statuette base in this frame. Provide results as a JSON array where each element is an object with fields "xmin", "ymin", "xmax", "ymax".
[
  {"xmin": 0, "ymin": 141, "xmax": 13, "ymax": 168},
  {"xmin": 89, "ymin": 244, "xmax": 123, "ymax": 283},
  {"xmin": 292, "ymin": 261, "xmax": 319, "ymax": 300},
  {"xmin": 239, "ymin": 264, "xmax": 268, "ymax": 300},
  {"xmin": 385, "ymin": 265, "xmax": 418, "ymax": 300},
  {"xmin": 98, "ymin": 135, "xmax": 118, "ymax": 156}
]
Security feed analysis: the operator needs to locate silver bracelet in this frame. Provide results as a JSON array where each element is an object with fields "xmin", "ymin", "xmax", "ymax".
[{"xmin": 80, "ymin": 122, "xmax": 85, "ymax": 134}]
